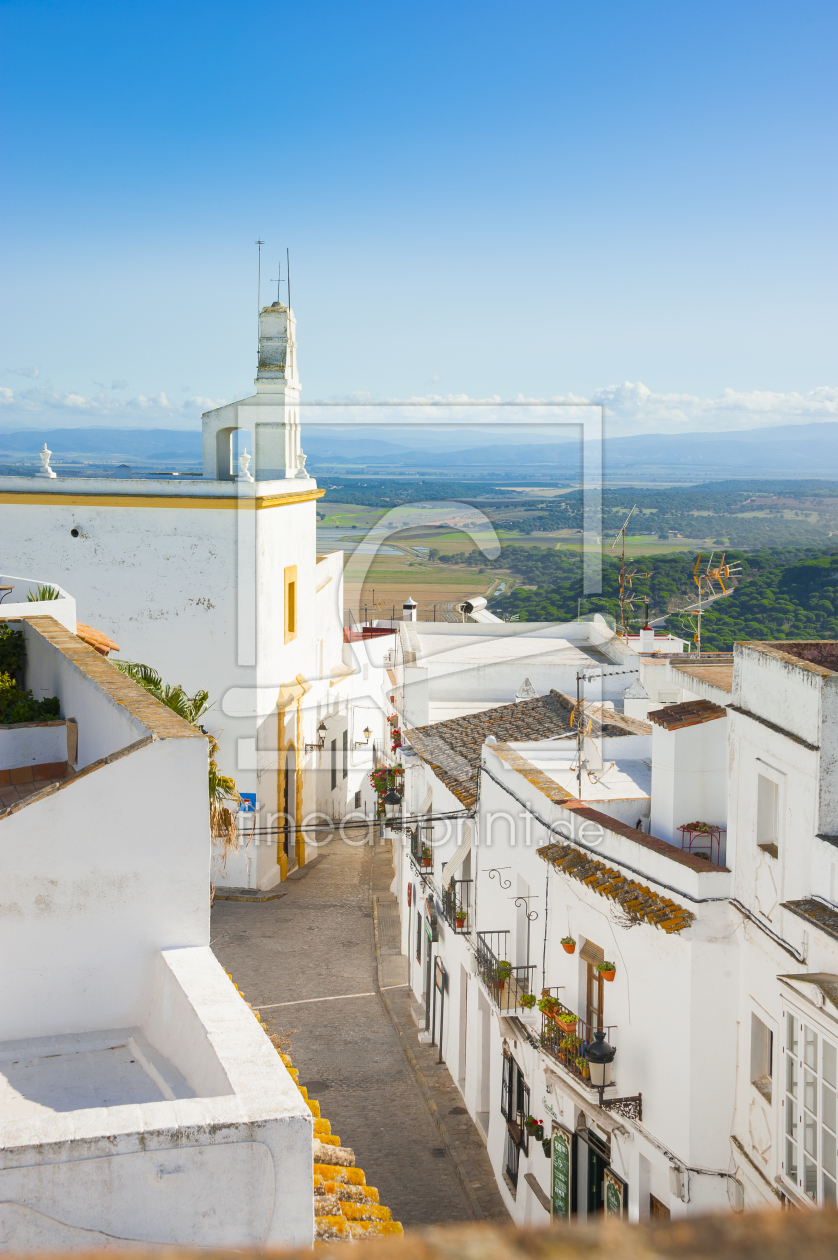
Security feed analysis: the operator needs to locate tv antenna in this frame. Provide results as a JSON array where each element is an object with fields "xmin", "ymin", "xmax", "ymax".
[
  {"xmin": 286, "ymin": 247, "xmax": 291, "ymax": 310},
  {"xmin": 610, "ymin": 506, "xmax": 651, "ymax": 640},
  {"xmin": 681, "ymin": 551, "xmax": 741, "ymax": 655}
]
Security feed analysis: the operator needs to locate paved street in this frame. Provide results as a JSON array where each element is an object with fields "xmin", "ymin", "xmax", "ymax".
[{"xmin": 210, "ymin": 829, "xmax": 508, "ymax": 1229}]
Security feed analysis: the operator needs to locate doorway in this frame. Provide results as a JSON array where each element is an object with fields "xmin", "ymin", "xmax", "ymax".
[{"xmin": 283, "ymin": 743, "xmax": 297, "ymax": 872}]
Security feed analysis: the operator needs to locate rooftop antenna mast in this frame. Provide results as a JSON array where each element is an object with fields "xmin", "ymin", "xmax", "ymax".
[
  {"xmin": 683, "ymin": 551, "xmax": 742, "ymax": 656},
  {"xmin": 255, "ymin": 239, "xmax": 264, "ymax": 362},
  {"xmin": 270, "ymin": 259, "xmax": 283, "ymax": 303},
  {"xmin": 610, "ymin": 505, "xmax": 650, "ymax": 640},
  {"xmin": 287, "ymin": 247, "xmax": 291, "ymax": 310}
]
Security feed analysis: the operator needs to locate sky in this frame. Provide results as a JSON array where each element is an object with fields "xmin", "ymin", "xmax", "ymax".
[{"xmin": 1, "ymin": 0, "xmax": 837, "ymax": 439}]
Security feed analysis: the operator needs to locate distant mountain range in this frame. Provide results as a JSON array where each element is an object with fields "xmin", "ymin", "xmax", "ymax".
[{"xmin": 1, "ymin": 421, "xmax": 837, "ymax": 480}]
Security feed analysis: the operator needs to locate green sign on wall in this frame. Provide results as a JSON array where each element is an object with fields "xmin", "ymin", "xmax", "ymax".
[
  {"xmin": 603, "ymin": 1167, "xmax": 625, "ymax": 1218},
  {"xmin": 551, "ymin": 1127, "xmax": 572, "ymax": 1220}
]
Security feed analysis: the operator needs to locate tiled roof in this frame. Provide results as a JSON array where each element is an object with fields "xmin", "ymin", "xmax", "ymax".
[
  {"xmin": 75, "ymin": 622, "xmax": 120, "ymax": 656},
  {"xmin": 407, "ymin": 690, "xmax": 649, "ymax": 807},
  {"xmin": 537, "ymin": 843, "xmax": 696, "ymax": 933},
  {"xmin": 783, "ymin": 898, "xmax": 838, "ymax": 943},
  {"xmin": 408, "ymin": 691, "xmax": 573, "ymax": 807},
  {"xmin": 647, "ymin": 698, "xmax": 727, "ymax": 731}
]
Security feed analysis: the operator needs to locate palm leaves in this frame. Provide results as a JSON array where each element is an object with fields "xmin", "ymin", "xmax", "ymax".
[
  {"xmin": 112, "ymin": 659, "xmax": 239, "ymax": 843},
  {"xmin": 113, "ymin": 661, "xmax": 210, "ymax": 724}
]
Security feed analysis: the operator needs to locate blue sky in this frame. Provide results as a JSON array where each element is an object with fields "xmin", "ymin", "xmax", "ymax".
[{"xmin": 1, "ymin": 0, "xmax": 837, "ymax": 435}]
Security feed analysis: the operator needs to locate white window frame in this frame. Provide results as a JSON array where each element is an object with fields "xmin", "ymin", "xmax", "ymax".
[
  {"xmin": 782, "ymin": 1005, "xmax": 838, "ymax": 1206},
  {"xmin": 755, "ymin": 760, "xmax": 786, "ymax": 859}
]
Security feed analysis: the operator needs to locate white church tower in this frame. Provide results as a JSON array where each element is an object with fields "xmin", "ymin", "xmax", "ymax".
[
  {"xmin": 202, "ymin": 301, "xmax": 306, "ymax": 481},
  {"xmin": 0, "ymin": 300, "xmax": 369, "ymax": 893}
]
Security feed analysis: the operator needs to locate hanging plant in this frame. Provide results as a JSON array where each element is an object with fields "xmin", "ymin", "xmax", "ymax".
[{"xmin": 596, "ymin": 960, "xmax": 617, "ymax": 981}]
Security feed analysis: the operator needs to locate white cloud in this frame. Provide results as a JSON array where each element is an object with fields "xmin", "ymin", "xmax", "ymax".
[
  {"xmin": 5, "ymin": 366, "xmax": 39, "ymax": 379},
  {"xmin": 0, "ymin": 386, "xmax": 227, "ymax": 427}
]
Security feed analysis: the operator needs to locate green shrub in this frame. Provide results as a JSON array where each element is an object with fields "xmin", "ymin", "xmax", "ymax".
[
  {"xmin": 0, "ymin": 624, "xmax": 25, "ymax": 676},
  {"xmin": 0, "ymin": 672, "xmax": 60, "ymax": 724}
]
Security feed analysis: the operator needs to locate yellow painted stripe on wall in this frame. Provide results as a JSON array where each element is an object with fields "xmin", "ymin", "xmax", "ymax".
[{"xmin": 0, "ymin": 488, "xmax": 326, "ymax": 510}]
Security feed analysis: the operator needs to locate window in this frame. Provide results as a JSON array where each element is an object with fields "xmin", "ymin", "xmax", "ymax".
[
  {"xmin": 354, "ymin": 789, "xmax": 362, "ymax": 810},
  {"xmin": 284, "ymin": 565, "xmax": 297, "ymax": 643},
  {"xmin": 581, "ymin": 939, "xmax": 605, "ymax": 1031},
  {"xmin": 757, "ymin": 774, "xmax": 779, "ymax": 858},
  {"xmin": 330, "ymin": 738, "xmax": 337, "ymax": 792},
  {"xmin": 751, "ymin": 1013, "xmax": 773, "ymax": 1102},
  {"xmin": 784, "ymin": 1011, "xmax": 838, "ymax": 1204},
  {"xmin": 501, "ymin": 1052, "xmax": 529, "ymax": 1158},
  {"xmin": 342, "ymin": 729, "xmax": 348, "ymax": 779},
  {"xmin": 658, "ymin": 691, "xmax": 679, "ymax": 705}
]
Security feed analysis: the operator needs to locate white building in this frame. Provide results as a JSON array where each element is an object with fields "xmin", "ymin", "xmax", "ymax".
[
  {"xmin": 387, "ymin": 619, "xmax": 838, "ymax": 1224},
  {"xmin": 0, "ymin": 613, "xmax": 312, "ymax": 1248},
  {"xmin": 0, "ymin": 303, "xmax": 388, "ymax": 892}
]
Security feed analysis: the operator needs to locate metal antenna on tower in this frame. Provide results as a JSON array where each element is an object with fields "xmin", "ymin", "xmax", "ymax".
[
  {"xmin": 287, "ymin": 248, "xmax": 291, "ymax": 310},
  {"xmin": 255, "ymin": 240, "xmax": 264, "ymax": 311},
  {"xmin": 270, "ymin": 260, "xmax": 283, "ymax": 303}
]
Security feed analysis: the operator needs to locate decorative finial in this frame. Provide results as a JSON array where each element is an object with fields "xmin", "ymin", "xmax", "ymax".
[
  {"xmin": 237, "ymin": 447, "xmax": 254, "ymax": 482},
  {"xmin": 295, "ymin": 450, "xmax": 308, "ymax": 480},
  {"xmin": 37, "ymin": 443, "xmax": 56, "ymax": 479}
]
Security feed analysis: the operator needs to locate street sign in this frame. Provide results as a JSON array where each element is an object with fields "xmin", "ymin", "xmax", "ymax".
[{"xmin": 603, "ymin": 1167, "xmax": 627, "ymax": 1218}]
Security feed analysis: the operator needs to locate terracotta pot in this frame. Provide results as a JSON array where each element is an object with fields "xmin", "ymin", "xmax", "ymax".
[
  {"xmin": 561, "ymin": 941, "xmax": 576, "ymax": 954},
  {"xmin": 556, "ymin": 1018, "xmax": 577, "ymax": 1034},
  {"xmin": 599, "ymin": 969, "xmax": 616, "ymax": 982}
]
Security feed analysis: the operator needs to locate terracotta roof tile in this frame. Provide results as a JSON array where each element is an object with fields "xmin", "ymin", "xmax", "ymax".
[
  {"xmin": 75, "ymin": 622, "xmax": 120, "ymax": 656},
  {"xmin": 647, "ymin": 698, "xmax": 727, "ymax": 731}
]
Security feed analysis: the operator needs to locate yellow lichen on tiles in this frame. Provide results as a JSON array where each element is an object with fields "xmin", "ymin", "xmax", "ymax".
[
  {"xmin": 314, "ymin": 1163, "xmax": 366, "ymax": 1185},
  {"xmin": 340, "ymin": 1202, "xmax": 392, "ymax": 1222},
  {"xmin": 348, "ymin": 1221, "xmax": 404, "ymax": 1238},
  {"xmin": 321, "ymin": 1182, "xmax": 379, "ymax": 1204},
  {"xmin": 318, "ymin": 1134, "xmax": 341, "ymax": 1146},
  {"xmin": 306, "ymin": 1098, "xmax": 321, "ymax": 1118},
  {"xmin": 313, "ymin": 1118, "xmax": 331, "ymax": 1135},
  {"xmin": 315, "ymin": 1216, "xmax": 351, "ymax": 1242}
]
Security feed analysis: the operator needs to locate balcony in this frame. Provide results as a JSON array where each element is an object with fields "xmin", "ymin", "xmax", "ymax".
[
  {"xmin": 409, "ymin": 828, "xmax": 434, "ymax": 876},
  {"xmin": 476, "ymin": 931, "xmax": 535, "ymax": 1014},
  {"xmin": 538, "ymin": 988, "xmax": 617, "ymax": 1086},
  {"xmin": 441, "ymin": 879, "xmax": 472, "ymax": 933}
]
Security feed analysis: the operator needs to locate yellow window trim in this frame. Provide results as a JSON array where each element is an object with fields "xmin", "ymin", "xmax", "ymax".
[{"xmin": 284, "ymin": 566, "xmax": 298, "ymax": 644}]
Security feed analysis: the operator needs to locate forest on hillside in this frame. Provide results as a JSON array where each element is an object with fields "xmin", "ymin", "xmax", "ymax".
[{"xmin": 475, "ymin": 544, "xmax": 838, "ymax": 649}]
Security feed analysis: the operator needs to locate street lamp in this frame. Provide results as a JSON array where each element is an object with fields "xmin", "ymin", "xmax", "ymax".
[
  {"xmin": 305, "ymin": 720, "xmax": 328, "ymax": 754},
  {"xmin": 585, "ymin": 1030, "xmax": 616, "ymax": 1106},
  {"xmin": 383, "ymin": 786, "xmax": 403, "ymax": 822}
]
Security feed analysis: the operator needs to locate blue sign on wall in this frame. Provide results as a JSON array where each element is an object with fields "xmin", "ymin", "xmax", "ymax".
[{"xmin": 238, "ymin": 793, "xmax": 257, "ymax": 813}]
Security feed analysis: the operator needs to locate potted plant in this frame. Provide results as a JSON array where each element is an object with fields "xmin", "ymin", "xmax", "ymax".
[
  {"xmin": 520, "ymin": 993, "xmax": 536, "ymax": 1010},
  {"xmin": 493, "ymin": 961, "xmax": 512, "ymax": 992},
  {"xmin": 524, "ymin": 1116, "xmax": 545, "ymax": 1142},
  {"xmin": 455, "ymin": 909, "xmax": 467, "ymax": 929},
  {"xmin": 561, "ymin": 936, "xmax": 576, "ymax": 954},
  {"xmin": 554, "ymin": 1008, "xmax": 578, "ymax": 1034},
  {"xmin": 561, "ymin": 1033, "xmax": 582, "ymax": 1053},
  {"xmin": 596, "ymin": 960, "xmax": 617, "ymax": 982},
  {"xmin": 574, "ymin": 1055, "xmax": 590, "ymax": 1079},
  {"xmin": 537, "ymin": 995, "xmax": 558, "ymax": 1018}
]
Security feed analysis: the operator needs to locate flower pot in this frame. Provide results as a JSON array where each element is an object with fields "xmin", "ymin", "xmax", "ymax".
[
  {"xmin": 599, "ymin": 969, "xmax": 616, "ymax": 982},
  {"xmin": 562, "ymin": 941, "xmax": 576, "ymax": 954},
  {"xmin": 556, "ymin": 1017, "xmax": 577, "ymax": 1034}
]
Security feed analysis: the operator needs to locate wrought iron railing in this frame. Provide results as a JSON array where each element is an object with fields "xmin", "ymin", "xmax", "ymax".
[
  {"xmin": 476, "ymin": 930, "xmax": 536, "ymax": 1013},
  {"xmin": 538, "ymin": 988, "xmax": 617, "ymax": 1086},
  {"xmin": 409, "ymin": 827, "xmax": 434, "ymax": 874},
  {"xmin": 441, "ymin": 879, "xmax": 472, "ymax": 933}
]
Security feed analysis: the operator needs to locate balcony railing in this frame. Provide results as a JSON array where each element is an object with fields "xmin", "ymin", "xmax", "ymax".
[
  {"xmin": 409, "ymin": 828, "xmax": 434, "ymax": 875},
  {"xmin": 441, "ymin": 879, "xmax": 472, "ymax": 933},
  {"xmin": 538, "ymin": 989, "xmax": 617, "ymax": 1086},
  {"xmin": 476, "ymin": 930, "xmax": 536, "ymax": 1014}
]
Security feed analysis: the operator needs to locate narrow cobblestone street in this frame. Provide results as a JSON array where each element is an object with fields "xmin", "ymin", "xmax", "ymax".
[{"xmin": 210, "ymin": 830, "xmax": 509, "ymax": 1229}]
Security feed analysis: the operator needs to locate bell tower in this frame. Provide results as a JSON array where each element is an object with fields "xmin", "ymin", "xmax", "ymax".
[{"xmin": 201, "ymin": 301, "xmax": 307, "ymax": 482}]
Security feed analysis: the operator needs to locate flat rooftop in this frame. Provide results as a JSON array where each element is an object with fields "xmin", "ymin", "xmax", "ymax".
[{"xmin": 0, "ymin": 1029, "xmax": 198, "ymax": 1120}]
